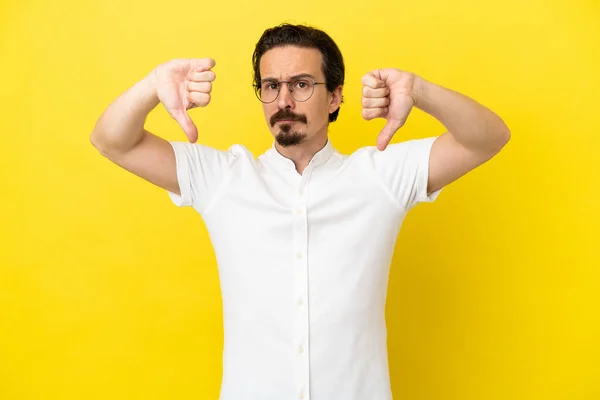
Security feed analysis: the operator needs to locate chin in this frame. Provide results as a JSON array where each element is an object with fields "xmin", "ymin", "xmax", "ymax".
[{"xmin": 275, "ymin": 129, "xmax": 306, "ymax": 147}]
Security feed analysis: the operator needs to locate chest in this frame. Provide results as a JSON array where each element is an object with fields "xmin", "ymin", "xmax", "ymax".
[{"xmin": 203, "ymin": 166, "xmax": 404, "ymax": 254}]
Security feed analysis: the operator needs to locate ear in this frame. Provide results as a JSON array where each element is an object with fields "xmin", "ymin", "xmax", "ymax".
[{"xmin": 328, "ymin": 85, "xmax": 343, "ymax": 114}]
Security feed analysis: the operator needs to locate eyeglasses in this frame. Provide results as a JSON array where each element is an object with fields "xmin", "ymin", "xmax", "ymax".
[{"xmin": 254, "ymin": 77, "xmax": 326, "ymax": 103}]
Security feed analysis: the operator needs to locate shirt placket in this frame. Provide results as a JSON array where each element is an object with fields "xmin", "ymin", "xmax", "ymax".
[{"xmin": 293, "ymin": 170, "xmax": 311, "ymax": 400}]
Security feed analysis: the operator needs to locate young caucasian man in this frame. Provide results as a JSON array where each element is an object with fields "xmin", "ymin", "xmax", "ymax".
[{"xmin": 91, "ymin": 23, "xmax": 510, "ymax": 400}]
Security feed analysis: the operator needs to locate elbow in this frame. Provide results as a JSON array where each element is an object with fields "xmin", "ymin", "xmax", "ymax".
[
  {"xmin": 497, "ymin": 129, "xmax": 511, "ymax": 151},
  {"xmin": 502, "ymin": 123, "xmax": 511, "ymax": 144},
  {"xmin": 482, "ymin": 126, "xmax": 511, "ymax": 157},
  {"xmin": 90, "ymin": 129, "xmax": 113, "ymax": 158},
  {"xmin": 90, "ymin": 130, "xmax": 105, "ymax": 154},
  {"xmin": 500, "ymin": 126, "xmax": 511, "ymax": 149},
  {"xmin": 492, "ymin": 121, "xmax": 511, "ymax": 153},
  {"xmin": 90, "ymin": 131, "xmax": 100, "ymax": 149}
]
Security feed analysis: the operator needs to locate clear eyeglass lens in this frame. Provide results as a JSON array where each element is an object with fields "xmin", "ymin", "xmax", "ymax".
[{"xmin": 258, "ymin": 79, "xmax": 314, "ymax": 103}]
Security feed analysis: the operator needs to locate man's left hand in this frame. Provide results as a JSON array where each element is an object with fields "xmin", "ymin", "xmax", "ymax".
[{"xmin": 361, "ymin": 68, "xmax": 418, "ymax": 150}]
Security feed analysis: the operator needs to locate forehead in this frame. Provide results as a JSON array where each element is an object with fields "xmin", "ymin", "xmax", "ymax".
[{"xmin": 259, "ymin": 46, "xmax": 324, "ymax": 80}]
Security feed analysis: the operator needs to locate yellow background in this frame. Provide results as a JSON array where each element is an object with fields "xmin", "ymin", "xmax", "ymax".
[{"xmin": 1, "ymin": 0, "xmax": 599, "ymax": 399}]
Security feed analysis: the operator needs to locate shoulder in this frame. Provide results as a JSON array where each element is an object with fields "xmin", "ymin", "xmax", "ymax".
[
  {"xmin": 170, "ymin": 141, "xmax": 255, "ymax": 160},
  {"xmin": 347, "ymin": 137, "xmax": 438, "ymax": 164}
]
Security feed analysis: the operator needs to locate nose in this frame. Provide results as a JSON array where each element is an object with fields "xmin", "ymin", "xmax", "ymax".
[{"xmin": 277, "ymin": 82, "xmax": 295, "ymax": 110}]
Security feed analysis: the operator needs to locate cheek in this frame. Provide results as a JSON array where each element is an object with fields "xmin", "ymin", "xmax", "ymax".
[
  {"xmin": 263, "ymin": 105, "xmax": 276, "ymax": 121},
  {"xmin": 310, "ymin": 100, "xmax": 330, "ymax": 123}
]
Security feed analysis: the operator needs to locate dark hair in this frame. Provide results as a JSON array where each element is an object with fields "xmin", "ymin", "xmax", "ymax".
[{"xmin": 252, "ymin": 23, "xmax": 345, "ymax": 122}]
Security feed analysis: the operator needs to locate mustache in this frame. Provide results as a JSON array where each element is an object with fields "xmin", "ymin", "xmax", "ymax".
[{"xmin": 270, "ymin": 109, "xmax": 307, "ymax": 127}]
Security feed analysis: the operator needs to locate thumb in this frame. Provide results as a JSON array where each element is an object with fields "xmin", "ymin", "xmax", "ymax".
[
  {"xmin": 172, "ymin": 109, "xmax": 198, "ymax": 143},
  {"xmin": 376, "ymin": 120, "xmax": 403, "ymax": 151}
]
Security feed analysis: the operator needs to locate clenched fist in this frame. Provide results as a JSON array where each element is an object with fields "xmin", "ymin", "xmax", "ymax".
[
  {"xmin": 361, "ymin": 68, "xmax": 418, "ymax": 151},
  {"xmin": 152, "ymin": 58, "xmax": 216, "ymax": 143}
]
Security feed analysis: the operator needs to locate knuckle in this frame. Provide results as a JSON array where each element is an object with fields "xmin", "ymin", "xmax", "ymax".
[
  {"xmin": 198, "ymin": 71, "xmax": 215, "ymax": 82},
  {"xmin": 362, "ymin": 97, "xmax": 373, "ymax": 108},
  {"xmin": 195, "ymin": 82, "xmax": 211, "ymax": 92},
  {"xmin": 201, "ymin": 59, "xmax": 215, "ymax": 71},
  {"xmin": 199, "ymin": 93, "xmax": 211, "ymax": 106},
  {"xmin": 190, "ymin": 79, "xmax": 212, "ymax": 93}
]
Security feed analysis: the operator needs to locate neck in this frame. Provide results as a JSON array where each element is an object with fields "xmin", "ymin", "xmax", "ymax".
[{"xmin": 274, "ymin": 135, "xmax": 328, "ymax": 175}]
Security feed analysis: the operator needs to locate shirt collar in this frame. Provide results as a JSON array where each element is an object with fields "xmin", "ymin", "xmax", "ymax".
[{"xmin": 267, "ymin": 138, "xmax": 334, "ymax": 171}]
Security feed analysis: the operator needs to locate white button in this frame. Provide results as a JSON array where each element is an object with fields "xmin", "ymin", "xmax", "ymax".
[
  {"xmin": 300, "ymin": 391, "xmax": 305, "ymax": 399},
  {"xmin": 296, "ymin": 253, "xmax": 303, "ymax": 259},
  {"xmin": 299, "ymin": 188, "xmax": 304, "ymax": 196},
  {"xmin": 297, "ymin": 297, "xmax": 303, "ymax": 306},
  {"xmin": 296, "ymin": 208, "xmax": 303, "ymax": 215},
  {"xmin": 299, "ymin": 345, "xmax": 304, "ymax": 354}
]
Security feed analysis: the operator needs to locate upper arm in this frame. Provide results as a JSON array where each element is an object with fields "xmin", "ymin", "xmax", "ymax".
[
  {"xmin": 427, "ymin": 132, "xmax": 505, "ymax": 194},
  {"xmin": 96, "ymin": 129, "xmax": 182, "ymax": 195}
]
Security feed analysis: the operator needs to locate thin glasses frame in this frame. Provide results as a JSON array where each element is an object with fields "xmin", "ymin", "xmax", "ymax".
[{"xmin": 253, "ymin": 76, "xmax": 326, "ymax": 103}]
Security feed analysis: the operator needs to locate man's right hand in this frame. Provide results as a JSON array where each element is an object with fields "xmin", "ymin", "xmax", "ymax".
[{"xmin": 152, "ymin": 58, "xmax": 216, "ymax": 143}]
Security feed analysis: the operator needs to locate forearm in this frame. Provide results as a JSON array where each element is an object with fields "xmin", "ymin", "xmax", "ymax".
[
  {"xmin": 413, "ymin": 76, "xmax": 510, "ymax": 153},
  {"xmin": 91, "ymin": 73, "xmax": 160, "ymax": 154}
]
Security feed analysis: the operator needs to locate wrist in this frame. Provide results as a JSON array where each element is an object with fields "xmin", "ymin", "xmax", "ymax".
[
  {"xmin": 412, "ymin": 74, "xmax": 428, "ymax": 110},
  {"xmin": 138, "ymin": 71, "xmax": 161, "ymax": 112}
]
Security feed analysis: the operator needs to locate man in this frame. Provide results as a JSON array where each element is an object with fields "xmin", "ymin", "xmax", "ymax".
[{"xmin": 91, "ymin": 23, "xmax": 510, "ymax": 400}]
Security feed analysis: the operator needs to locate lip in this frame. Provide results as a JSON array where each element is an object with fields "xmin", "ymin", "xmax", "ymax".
[{"xmin": 277, "ymin": 120, "xmax": 296, "ymax": 123}]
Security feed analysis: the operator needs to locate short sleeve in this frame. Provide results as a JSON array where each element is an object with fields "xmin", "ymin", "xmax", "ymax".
[
  {"xmin": 370, "ymin": 136, "xmax": 442, "ymax": 211},
  {"xmin": 167, "ymin": 141, "xmax": 239, "ymax": 212}
]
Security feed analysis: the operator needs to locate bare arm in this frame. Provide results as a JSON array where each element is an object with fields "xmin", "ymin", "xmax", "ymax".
[
  {"xmin": 90, "ymin": 58, "xmax": 216, "ymax": 196},
  {"xmin": 413, "ymin": 76, "xmax": 511, "ymax": 194},
  {"xmin": 90, "ymin": 74, "xmax": 181, "ymax": 194},
  {"xmin": 361, "ymin": 69, "xmax": 510, "ymax": 195}
]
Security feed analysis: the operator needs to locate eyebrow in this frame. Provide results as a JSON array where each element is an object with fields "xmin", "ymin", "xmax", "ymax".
[{"xmin": 261, "ymin": 73, "xmax": 317, "ymax": 82}]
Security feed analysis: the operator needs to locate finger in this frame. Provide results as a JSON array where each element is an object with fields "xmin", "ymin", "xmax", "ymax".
[
  {"xmin": 189, "ymin": 58, "xmax": 216, "ymax": 72},
  {"xmin": 172, "ymin": 109, "xmax": 198, "ymax": 143},
  {"xmin": 362, "ymin": 85, "xmax": 389, "ymax": 98},
  {"xmin": 377, "ymin": 120, "xmax": 404, "ymax": 151},
  {"xmin": 188, "ymin": 81, "xmax": 212, "ymax": 93},
  {"xmin": 361, "ymin": 72, "xmax": 386, "ymax": 89},
  {"xmin": 189, "ymin": 70, "xmax": 216, "ymax": 82},
  {"xmin": 361, "ymin": 107, "xmax": 388, "ymax": 121},
  {"xmin": 361, "ymin": 96, "xmax": 389, "ymax": 109},
  {"xmin": 188, "ymin": 92, "xmax": 211, "ymax": 107}
]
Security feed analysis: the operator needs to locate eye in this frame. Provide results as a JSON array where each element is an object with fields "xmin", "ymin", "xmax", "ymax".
[
  {"xmin": 294, "ymin": 80, "xmax": 310, "ymax": 89},
  {"xmin": 262, "ymin": 82, "xmax": 278, "ymax": 91}
]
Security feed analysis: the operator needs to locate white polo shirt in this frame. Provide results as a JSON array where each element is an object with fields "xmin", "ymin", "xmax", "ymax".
[{"xmin": 167, "ymin": 136, "xmax": 442, "ymax": 400}]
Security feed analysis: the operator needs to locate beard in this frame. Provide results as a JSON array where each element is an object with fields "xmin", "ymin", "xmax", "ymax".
[
  {"xmin": 275, "ymin": 123, "xmax": 306, "ymax": 147},
  {"xmin": 270, "ymin": 108, "xmax": 308, "ymax": 147}
]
